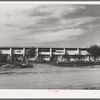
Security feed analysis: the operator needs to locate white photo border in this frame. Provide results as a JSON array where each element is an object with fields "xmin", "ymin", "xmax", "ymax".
[{"xmin": 0, "ymin": 1, "xmax": 100, "ymax": 98}]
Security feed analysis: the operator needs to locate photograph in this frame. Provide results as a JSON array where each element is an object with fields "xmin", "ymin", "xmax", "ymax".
[{"xmin": 0, "ymin": 1, "xmax": 100, "ymax": 90}]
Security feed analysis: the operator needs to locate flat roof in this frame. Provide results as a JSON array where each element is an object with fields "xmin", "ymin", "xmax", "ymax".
[{"xmin": 0, "ymin": 47, "xmax": 88, "ymax": 49}]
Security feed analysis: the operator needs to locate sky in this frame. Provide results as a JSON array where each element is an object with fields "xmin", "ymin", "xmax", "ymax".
[{"xmin": 0, "ymin": 3, "xmax": 100, "ymax": 48}]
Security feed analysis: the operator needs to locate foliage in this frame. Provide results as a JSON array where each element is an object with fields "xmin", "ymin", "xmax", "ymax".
[
  {"xmin": 88, "ymin": 44, "xmax": 100, "ymax": 61},
  {"xmin": 28, "ymin": 47, "xmax": 36, "ymax": 58},
  {"xmin": 63, "ymin": 51, "xmax": 69, "ymax": 59},
  {"xmin": 88, "ymin": 45, "xmax": 100, "ymax": 57},
  {"xmin": 63, "ymin": 54, "xmax": 68, "ymax": 58},
  {"xmin": 0, "ymin": 54, "xmax": 8, "ymax": 62}
]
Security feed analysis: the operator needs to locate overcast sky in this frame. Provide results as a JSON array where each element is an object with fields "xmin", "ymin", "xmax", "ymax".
[{"xmin": 0, "ymin": 3, "xmax": 100, "ymax": 48}]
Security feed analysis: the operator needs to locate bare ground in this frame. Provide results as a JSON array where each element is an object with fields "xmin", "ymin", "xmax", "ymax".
[{"xmin": 0, "ymin": 63, "xmax": 100, "ymax": 89}]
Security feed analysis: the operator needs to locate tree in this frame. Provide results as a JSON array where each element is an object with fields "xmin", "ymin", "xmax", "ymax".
[
  {"xmin": 63, "ymin": 53, "xmax": 69, "ymax": 62},
  {"xmin": 0, "ymin": 54, "xmax": 7, "ymax": 62},
  {"xmin": 28, "ymin": 47, "xmax": 36, "ymax": 58},
  {"xmin": 87, "ymin": 44, "xmax": 100, "ymax": 62}
]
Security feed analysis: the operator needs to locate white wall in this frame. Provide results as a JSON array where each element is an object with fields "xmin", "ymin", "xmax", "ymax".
[
  {"xmin": 39, "ymin": 52, "xmax": 51, "ymax": 55},
  {"xmin": 0, "ymin": 48, "xmax": 89, "ymax": 56},
  {"xmin": 80, "ymin": 50, "xmax": 88, "ymax": 55},
  {"xmin": 13, "ymin": 49, "xmax": 24, "ymax": 55},
  {"xmin": 0, "ymin": 49, "xmax": 10, "ymax": 54},
  {"xmin": 67, "ymin": 50, "xmax": 78, "ymax": 55}
]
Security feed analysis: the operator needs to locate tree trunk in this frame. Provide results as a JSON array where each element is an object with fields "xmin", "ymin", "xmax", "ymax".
[{"xmin": 94, "ymin": 56, "xmax": 96, "ymax": 62}]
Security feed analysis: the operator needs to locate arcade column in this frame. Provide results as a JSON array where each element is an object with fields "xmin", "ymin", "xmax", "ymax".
[
  {"xmin": 23, "ymin": 48, "xmax": 25, "ymax": 62},
  {"xmin": 63, "ymin": 48, "xmax": 66, "ymax": 55},
  {"xmin": 50, "ymin": 48, "xmax": 52, "ymax": 57},
  {"xmin": 77, "ymin": 48, "xmax": 80, "ymax": 55},
  {"xmin": 10, "ymin": 48, "xmax": 12, "ymax": 62},
  {"xmin": 36, "ymin": 48, "xmax": 38, "ymax": 59}
]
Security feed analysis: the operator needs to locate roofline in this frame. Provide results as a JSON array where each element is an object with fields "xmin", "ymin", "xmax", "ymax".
[{"xmin": 0, "ymin": 47, "xmax": 88, "ymax": 49}]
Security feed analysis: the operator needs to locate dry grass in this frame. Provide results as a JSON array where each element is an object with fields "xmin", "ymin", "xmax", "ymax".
[{"xmin": 0, "ymin": 63, "xmax": 100, "ymax": 89}]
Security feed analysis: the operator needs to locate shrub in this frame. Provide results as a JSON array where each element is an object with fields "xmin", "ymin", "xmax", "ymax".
[{"xmin": 0, "ymin": 55, "xmax": 7, "ymax": 63}]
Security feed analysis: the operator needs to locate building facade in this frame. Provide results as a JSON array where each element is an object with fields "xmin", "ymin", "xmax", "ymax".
[{"xmin": 0, "ymin": 47, "xmax": 96, "ymax": 62}]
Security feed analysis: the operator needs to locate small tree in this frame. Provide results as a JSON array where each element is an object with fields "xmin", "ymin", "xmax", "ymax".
[
  {"xmin": 63, "ymin": 53, "xmax": 69, "ymax": 62},
  {"xmin": 0, "ymin": 54, "xmax": 7, "ymax": 63},
  {"xmin": 87, "ymin": 45, "xmax": 100, "ymax": 62},
  {"xmin": 28, "ymin": 47, "xmax": 36, "ymax": 58}
]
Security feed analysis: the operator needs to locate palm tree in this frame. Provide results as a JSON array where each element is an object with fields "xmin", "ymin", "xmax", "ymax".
[{"xmin": 87, "ymin": 45, "xmax": 100, "ymax": 62}]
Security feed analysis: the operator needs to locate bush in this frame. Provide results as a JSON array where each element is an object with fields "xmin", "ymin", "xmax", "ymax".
[
  {"xmin": 1, "ymin": 64, "xmax": 16, "ymax": 68},
  {"xmin": 20, "ymin": 63, "xmax": 33, "ymax": 68},
  {"xmin": 0, "ymin": 62, "xmax": 34, "ymax": 69},
  {"xmin": 0, "ymin": 55, "xmax": 7, "ymax": 63}
]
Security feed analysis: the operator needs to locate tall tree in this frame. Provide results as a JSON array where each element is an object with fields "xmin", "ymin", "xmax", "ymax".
[{"xmin": 87, "ymin": 45, "xmax": 100, "ymax": 62}]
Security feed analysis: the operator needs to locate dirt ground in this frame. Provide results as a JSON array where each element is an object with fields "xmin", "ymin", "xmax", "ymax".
[{"xmin": 0, "ymin": 63, "xmax": 100, "ymax": 89}]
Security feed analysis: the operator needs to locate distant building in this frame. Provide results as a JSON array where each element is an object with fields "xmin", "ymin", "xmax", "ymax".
[{"xmin": 0, "ymin": 47, "xmax": 92, "ymax": 62}]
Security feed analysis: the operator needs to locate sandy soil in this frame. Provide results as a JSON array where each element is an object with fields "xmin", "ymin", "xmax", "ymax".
[{"xmin": 0, "ymin": 63, "xmax": 100, "ymax": 89}]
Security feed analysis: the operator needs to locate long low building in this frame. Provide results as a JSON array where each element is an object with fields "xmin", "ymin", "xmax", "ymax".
[{"xmin": 0, "ymin": 47, "xmax": 96, "ymax": 62}]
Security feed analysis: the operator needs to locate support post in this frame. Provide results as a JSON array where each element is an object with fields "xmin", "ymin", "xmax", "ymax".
[
  {"xmin": 10, "ymin": 48, "xmax": 12, "ymax": 62},
  {"xmin": 36, "ymin": 48, "xmax": 38, "ymax": 59},
  {"xmin": 23, "ymin": 48, "xmax": 25, "ymax": 62},
  {"xmin": 50, "ymin": 48, "xmax": 52, "ymax": 57},
  {"xmin": 63, "ymin": 48, "xmax": 66, "ymax": 55},
  {"xmin": 77, "ymin": 48, "xmax": 80, "ymax": 55},
  {"xmin": 50, "ymin": 48, "xmax": 52, "ymax": 61}
]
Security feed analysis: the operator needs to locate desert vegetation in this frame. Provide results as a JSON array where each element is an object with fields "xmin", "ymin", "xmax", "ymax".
[{"xmin": 1, "ymin": 45, "xmax": 100, "ymax": 68}]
